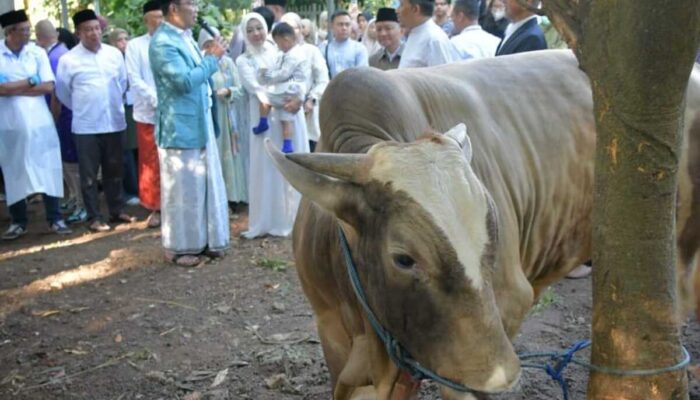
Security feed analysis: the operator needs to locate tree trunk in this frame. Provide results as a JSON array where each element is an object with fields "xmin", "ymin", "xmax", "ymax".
[{"xmin": 574, "ymin": 1, "xmax": 700, "ymax": 399}]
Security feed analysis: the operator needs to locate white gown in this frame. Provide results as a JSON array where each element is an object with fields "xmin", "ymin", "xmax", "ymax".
[
  {"xmin": 237, "ymin": 50, "xmax": 310, "ymax": 238},
  {"xmin": 0, "ymin": 43, "xmax": 63, "ymax": 206}
]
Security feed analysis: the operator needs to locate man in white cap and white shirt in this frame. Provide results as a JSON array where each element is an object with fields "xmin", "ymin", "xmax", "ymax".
[
  {"xmin": 125, "ymin": 0, "xmax": 163, "ymax": 228},
  {"xmin": 0, "ymin": 9, "xmax": 71, "ymax": 240}
]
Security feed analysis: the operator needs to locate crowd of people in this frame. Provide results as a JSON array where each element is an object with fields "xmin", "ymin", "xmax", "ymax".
[{"xmin": 0, "ymin": 0, "xmax": 560, "ymax": 265}]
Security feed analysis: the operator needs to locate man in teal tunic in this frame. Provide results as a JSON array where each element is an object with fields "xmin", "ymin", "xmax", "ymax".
[{"xmin": 149, "ymin": 0, "xmax": 229, "ymax": 266}]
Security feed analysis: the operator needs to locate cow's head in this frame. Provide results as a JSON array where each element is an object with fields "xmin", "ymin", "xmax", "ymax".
[{"xmin": 265, "ymin": 124, "xmax": 520, "ymax": 394}]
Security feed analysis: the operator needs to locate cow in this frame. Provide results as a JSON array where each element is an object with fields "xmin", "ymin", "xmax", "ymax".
[{"xmin": 264, "ymin": 50, "xmax": 700, "ymax": 399}]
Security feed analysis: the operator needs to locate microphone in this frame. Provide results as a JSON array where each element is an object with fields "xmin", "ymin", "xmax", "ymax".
[{"xmin": 198, "ymin": 17, "xmax": 218, "ymax": 38}]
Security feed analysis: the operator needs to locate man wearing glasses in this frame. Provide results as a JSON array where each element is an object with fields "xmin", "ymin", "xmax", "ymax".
[
  {"xmin": 149, "ymin": 0, "xmax": 230, "ymax": 266},
  {"xmin": 0, "ymin": 9, "xmax": 71, "ymax": 240}
]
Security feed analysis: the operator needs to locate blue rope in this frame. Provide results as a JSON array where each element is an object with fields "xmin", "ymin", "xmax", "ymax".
[
  {"xmin": 336, "ymin": 225, "xmax": 692, "ymax": 399},
  {"xmin": 519, "ymin": 339, "xmax": 691, "ymax": 400}
]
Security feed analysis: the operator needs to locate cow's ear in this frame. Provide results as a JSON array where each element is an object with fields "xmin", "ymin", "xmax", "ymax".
[
  {"xmin": 264, "ymin": 139, "xmax": 367, "ymax": 225},
  {"xmin": 444, "ymin": 123, "xmax": 472, "ymax": 163}
]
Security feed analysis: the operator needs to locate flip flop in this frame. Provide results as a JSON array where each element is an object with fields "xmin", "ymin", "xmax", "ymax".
[{"xmin": 165, "ymin": 253, "xmax": 202, "ymax": 267}]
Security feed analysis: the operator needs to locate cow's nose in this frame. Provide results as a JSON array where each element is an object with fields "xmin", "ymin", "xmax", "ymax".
[
  {"xmin": 483, "ymin": 366, "xmax": 520, "ymax": 392},
  {"xmin": 481, "ymin": 356, "xmax": 521, "ymax": 392}
]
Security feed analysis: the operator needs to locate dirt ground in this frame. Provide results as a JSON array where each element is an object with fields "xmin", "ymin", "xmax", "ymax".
[{"xmin": 2, "ymin": 201, "xmax": 700, "ymax": 400}]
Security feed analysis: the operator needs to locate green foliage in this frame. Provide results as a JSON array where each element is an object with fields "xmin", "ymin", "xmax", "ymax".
[
  {"xmin": 529, "ymin": 288, "xmax": 557, "ymax": 315},
  {"xmin": 41, "ymin": 0, "xmax": 252, "ymax": 37},
  {"xmin": 255, "ymin": 257, "xmax": 288, "ymax": 272}
]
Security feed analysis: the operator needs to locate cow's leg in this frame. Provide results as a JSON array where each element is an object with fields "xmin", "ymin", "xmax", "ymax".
[
  {"xmin": 313, "ymin": 309, "xmax": 362, "ymax": 400},
  {"xmin": 335, "ymin": 334, "xmax": 372, "ymax": 399},
  {"xmin": 359, "ymin": 321, "xmax": 420, "ymax": 400}
]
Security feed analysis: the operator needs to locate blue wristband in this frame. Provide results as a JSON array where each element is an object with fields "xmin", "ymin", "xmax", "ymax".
[{"xmin": 29, "ymin": 74, "xmax": 41, "ymax": 86}]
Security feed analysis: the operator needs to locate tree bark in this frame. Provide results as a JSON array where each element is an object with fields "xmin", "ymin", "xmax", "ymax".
[
  {"xmin": 542, "ymin": 0, "xmax": 700, "ymax": 398},
  {"xmin": 560, "ymin": 1, "xmax": 700, "ymax": 399}
]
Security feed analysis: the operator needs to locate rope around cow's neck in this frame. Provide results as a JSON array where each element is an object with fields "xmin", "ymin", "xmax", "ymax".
[{"xmin": 336, "ymin": 225, "xmax": 691, "ymax": 399}]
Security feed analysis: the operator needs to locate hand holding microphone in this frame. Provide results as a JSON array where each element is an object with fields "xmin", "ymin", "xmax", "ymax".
[{"xmin": 198, "ymin": 17, "xmax": 226, "ymax": 59}]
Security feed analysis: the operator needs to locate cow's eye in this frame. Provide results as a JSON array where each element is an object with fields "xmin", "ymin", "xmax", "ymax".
[{"xmin": 392, "ymin": 254, "xmax": 416, "ymax": 269}]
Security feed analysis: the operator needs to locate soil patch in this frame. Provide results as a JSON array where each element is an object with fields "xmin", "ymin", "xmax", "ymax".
[{"xmin": 1, "ymin": 202, "xmax": 699, "ymax": 399}]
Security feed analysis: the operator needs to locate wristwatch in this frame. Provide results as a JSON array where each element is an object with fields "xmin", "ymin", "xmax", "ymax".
[{"xmin": 28, "ymin": 75, "xmax": 39, "ymax": 87}]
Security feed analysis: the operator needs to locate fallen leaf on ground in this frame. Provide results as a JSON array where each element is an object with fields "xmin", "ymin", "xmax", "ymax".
[
  {"xmin": 216, "ymin": 305, "xmax": 231, "ymax": 314},
  {"xmin": 183, "ymin": 392, "xmax": 202, "ymax": 400},
  {"xmin": 182, "ymin": 370, "xmax": 217, "ymax": 382},
  {"xmin": 267, "ymin": 333, "xmax": 294, "ymax": 342},
  {"xmin": 145, "ymin": 370, "xmax": 170, "ymax": 383},
  {"xmin": 31, "ymin": 309, "xmax": 61, "ymax": 317},
  {"xmin": 64, "ymin": 348, "xmax": 88, "ymax": 355},
  {"xmin": 210, "ymin": 368, "xmax": 228, "ymax": 388},
  {"xmin": 228, "ymin": 359, "xmax": 249, "ymax": 367},
  {"xmin": 265, "ymin": 373, "xmax": 288, "ymax": 389}
]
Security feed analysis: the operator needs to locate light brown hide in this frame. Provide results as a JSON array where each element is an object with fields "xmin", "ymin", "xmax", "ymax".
[{"xmin": 290, "ymin": 50, "xmax": 700, "ymax": 398}]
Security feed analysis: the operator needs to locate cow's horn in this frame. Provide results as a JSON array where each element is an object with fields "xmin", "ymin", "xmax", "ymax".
[
  {"xmin": 444, "ymin": 123, "xmax": 468, "ymax": 148},
  {"xmin": 264, "ymin": 139, "xmax": 362, "ymax": 214},
  {"xmin": 444, "ymin": 123, "xmax": 472, "ymax": 163},
  {"xmin": 286, "ymin": 152, "xmax": 369, "ymax": 182}
]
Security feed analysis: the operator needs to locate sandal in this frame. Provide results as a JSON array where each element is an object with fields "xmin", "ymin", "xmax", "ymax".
[
  {"xmin": 165, "ymin": 252, "xmax": 202, "ymax": 267},
  {"xmin": 110, "ymin": 213, "xmax": 137, "ymax": 224}
]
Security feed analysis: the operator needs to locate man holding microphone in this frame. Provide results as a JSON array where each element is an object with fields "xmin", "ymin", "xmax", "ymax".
[{"xmin": 149, "ymin": 0, "xmax": 230, "ymax": 266}]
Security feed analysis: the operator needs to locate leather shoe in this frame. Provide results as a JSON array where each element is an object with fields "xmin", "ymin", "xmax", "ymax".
[{"xmin": 110, "ymin": 213, "xmax": 137, "ymax": 224}]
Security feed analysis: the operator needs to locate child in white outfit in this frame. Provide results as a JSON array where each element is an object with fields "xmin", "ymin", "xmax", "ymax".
[{"xmin": 255, "ymin": 22, "xmax": 307, "ymax": 153}]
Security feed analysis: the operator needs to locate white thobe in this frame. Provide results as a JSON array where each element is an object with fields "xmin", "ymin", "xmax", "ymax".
[
  {"xmin": 0, "ymin": 41, "xmax": 63, "ymax": 205},
  {"xmin": 451, "ymin": 25, "xmax": 501, "ymax": 59},
  {"xmin": 125, "ymin": 33, "xmax": 157, "ymax": 125},
  {"xmin": 399, "ymin": 18, "xmax": 460, "ymax": 68}
]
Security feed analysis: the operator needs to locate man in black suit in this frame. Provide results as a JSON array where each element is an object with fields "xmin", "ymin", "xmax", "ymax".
[{"xmin": 495, "ymin": 0, "xmax": 546, "ymax": 56}]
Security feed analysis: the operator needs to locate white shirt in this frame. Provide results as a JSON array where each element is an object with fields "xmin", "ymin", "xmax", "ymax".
[
  {"xmin": 319, "ymin": 39, "xmax": 369, "ymax": 78},
  {"xmin": 55, "ymin": 42, "xmax": 127, "ymax": 134},
  {"xmin": 399, "ymin": 18, "xmax": 460, "ymax": 68},
  {"xmin": 0, "ymin": 41, "xmax": 55, "ymax": 85},
  {"xmin": 451, "ymin": 25, "xmax": 501, "ymax": 59},
  {"xmin": 125, "ymin": 33, "xmax": 157, "ymax": 124},
  {"xmin": 502, "ymin": 15, "xmax": 538, "ymax": 48},
  {"xmin": 261, "ymin": 44, "xmax": 308, "ymax": 98},
  {"xmin": 299, "ymin": 43, "xmax": 328, "ymax": 102}
]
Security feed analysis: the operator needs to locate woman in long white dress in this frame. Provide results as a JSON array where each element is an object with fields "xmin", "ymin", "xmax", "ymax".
[
  {"xmin": 281, "ymin": 12, "xmax": 329, "ymax": 153},
  {"xmin": 237, "ymin": 12, "xmax": 310, "ymax": 238}
]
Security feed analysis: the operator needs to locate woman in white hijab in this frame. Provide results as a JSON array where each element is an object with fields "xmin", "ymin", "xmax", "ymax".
[
  {"xmin": 198, "ymin": 27, "xmax": 248, "ymax": 208},
  {"xmin": 280, "ymin": 12, "xmax": 329, "ymax": 152},
  {"xmin": 362, "ymin": 18, "xmax": 382, "ymax": 56},
  {"xmin": 237, "ymin": 12, "xmax": 310, "ymax": 238}
]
